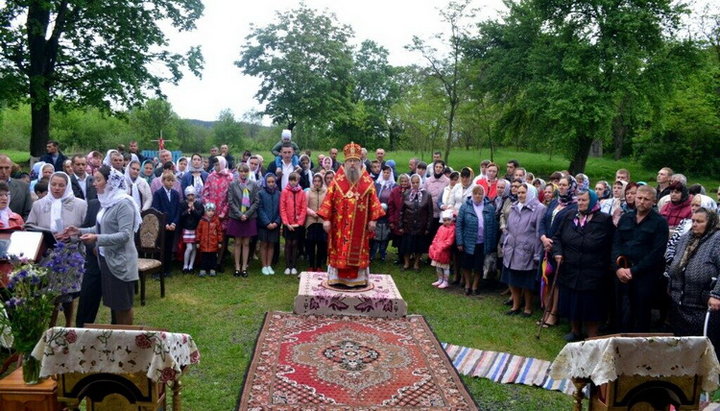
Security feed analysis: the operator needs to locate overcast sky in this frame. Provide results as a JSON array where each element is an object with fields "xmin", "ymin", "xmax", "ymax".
[
  {"xmin": 160, "ymin": 0, "xmax": 505, "ymax": 123},
  {"xmin": 160, "ymin": 0, "xmax": 712, "ymax": 123}
]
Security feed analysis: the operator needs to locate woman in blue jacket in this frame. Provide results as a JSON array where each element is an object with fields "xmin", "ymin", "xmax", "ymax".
[
  {"xmin": 257, "ymin": 173, "xmax": 282, "ymax": 274},
  {"xmin": 455, "ymin": 185, "xmax": 499, "ymax": 295}
]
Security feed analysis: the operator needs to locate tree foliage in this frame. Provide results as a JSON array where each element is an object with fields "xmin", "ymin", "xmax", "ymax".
[
  {"xmin": 406, "ymin": 0, "xmax": 474, "ymax": 163},
  {"xmin": 236, "ymin": 4, "xmax": 355, "ymax": 131},
  {"xmin": 212, "ymin": 109, "xmax": 245, "ymax": 148},
  {"xmin": 469, "ymin": 0, "xmax": 694, "ymax": 173},
  {"xmin": 236, "ymin": 4, "xmax": 402, "ymax": 148},
  {"xmin": 0, "ymin": 0, "xmax": 204, "ymax": 156}
]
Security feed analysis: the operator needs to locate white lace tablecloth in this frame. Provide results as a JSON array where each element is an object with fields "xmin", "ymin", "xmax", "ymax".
[
  {"xmin": 31, "ymin": 327, "xmax": 200, "ymax": 382},
  {"xmin": 549, "ymin": 336, "xmax": 720, "ymax": 392}
]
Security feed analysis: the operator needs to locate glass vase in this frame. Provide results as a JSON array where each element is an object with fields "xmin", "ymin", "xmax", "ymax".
[{"xmin": 21, "ymin": 353, "xmax": 41, "ymax": 385}]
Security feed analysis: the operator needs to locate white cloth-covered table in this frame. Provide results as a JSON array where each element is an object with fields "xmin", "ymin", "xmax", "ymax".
[
  {"xmin": 31, "ymin": 327, "xmax": 200, "ymax": 383},
  {"xmin": 549, "ymin": 336, "xmax": 720, "ymax": 392}
]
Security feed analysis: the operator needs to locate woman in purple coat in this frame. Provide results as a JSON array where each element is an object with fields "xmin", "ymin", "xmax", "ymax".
[{"xmin": 501, "ymin": 183, "xmax": 546, "ymax": 316}]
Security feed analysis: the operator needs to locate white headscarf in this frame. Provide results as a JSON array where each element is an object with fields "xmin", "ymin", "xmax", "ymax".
[
  {"xmin": 696, "ymin": 194, "xmax": 718, "ymax": 212},
  {"xmin": 102, "ymin": 149, "xmax": 119, "ymax": 167},
  {"xmin": 375, "ymin": 167, "xmax": 396, "ymax": 188},
  {"xmin": 49, "ymin": 172, "xmax": 75, "ymax": 232},
  {"xmin": 98, "ymin": 167, "xmax": 142, "ymax": 232},
  {"xmin": 124, "ymin": 160, "xmax": 143, "ymax": 208},
  {"xmin": 176, "ymin": 156, "xmax": 188, "ymax": 178},
  {"xmin": 517, "ymin": 183, "xmax": 538, "ymax": 210}
]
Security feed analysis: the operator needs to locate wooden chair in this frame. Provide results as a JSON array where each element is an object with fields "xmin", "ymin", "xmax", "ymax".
[{"xmin": 135, "ymin": 208, "xmax": 165, "ymax": 306}]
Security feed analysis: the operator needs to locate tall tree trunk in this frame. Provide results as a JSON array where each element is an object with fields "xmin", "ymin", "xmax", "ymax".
[
  {"xmin": 30, "ymin": 98, "xmax": 50, "ymax": 157},
  {"xmin": 27, "ymin": 1, "xmax": 53, "ymax": 157},
  {"xmin": 612, "ymin": 113, "xmax": 628, "ymax": 160},
  {"xmin": 568, "ymin": 136, "xmax": 594, "ymax": 175},
  {"xmin": 444, "ymin": 103, "xmax": 456, "ymax": 163}
]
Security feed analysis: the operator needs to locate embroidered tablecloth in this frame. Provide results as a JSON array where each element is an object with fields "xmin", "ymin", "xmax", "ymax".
[
  {"xmin": 549, "ymin": 336, "xmax": 720, "ymax": 391},
  {"xmin": 294, "ymin": 272, "xmax": 407, "ymax": 318},
  {"xmin": 31, "ymin": 327, "xmax": 200, "ymax": 382}
]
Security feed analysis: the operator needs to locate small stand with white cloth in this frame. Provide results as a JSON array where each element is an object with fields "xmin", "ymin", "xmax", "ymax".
[{"xmin": 549, "ymin": 334, "xmax": 720, "ymax": 410}]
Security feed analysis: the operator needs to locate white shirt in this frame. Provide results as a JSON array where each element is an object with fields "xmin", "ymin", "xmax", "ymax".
[
  {"xmin": 281, "ymin": 160, "xmax": 294, "ymax": 189},
  {"xmin": 75, "ymin": 173, "xmax": 89, "ymax": 198}
]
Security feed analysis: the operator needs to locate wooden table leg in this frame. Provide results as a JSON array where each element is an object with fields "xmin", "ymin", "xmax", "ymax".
[
  {"xmin": 572, "ymin": 378, "xmax": 588, "ymax": 411},
  {"xmin": 172, "ymin": 378, "xmax": 182, "ymax": 411}
]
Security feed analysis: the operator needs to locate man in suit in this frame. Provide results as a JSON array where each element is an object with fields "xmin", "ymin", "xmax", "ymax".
[
  {"xmin": 39, "ymin": 140, "xmax": 68, "ymax": 173},
  {"xmin": 70, "ymin": 154, "xmax": 97, "ymax": 201},
  {"xmin": 0, "ymin": 154, "xmax": 33, "ymax": 220},
  {"xmin": 152, "ymin": 172, "xmax": 181, "ymax": 278}
]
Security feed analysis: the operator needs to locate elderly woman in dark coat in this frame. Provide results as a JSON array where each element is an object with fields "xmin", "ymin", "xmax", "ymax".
[
  {"xmin": 399, "ymin": 174, "xmax": 434, "ymax": 271},
  {"xmin": 668, "ymin": 207, "xmax": 720, "ymax": 352},
  {"xmin": 552, "ymin": 189, "xmax": 615, "ymax": 341}
]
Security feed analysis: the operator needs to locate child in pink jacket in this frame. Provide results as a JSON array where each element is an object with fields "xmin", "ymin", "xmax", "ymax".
[{"xmin": 428, "ymin": 210, "xmax": 456, "ymax": 288}]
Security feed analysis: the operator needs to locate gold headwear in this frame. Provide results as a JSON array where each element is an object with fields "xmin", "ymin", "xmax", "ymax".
[{"xmin": 343, "ymin": 142, "xmax": 362, "ymax": 161}]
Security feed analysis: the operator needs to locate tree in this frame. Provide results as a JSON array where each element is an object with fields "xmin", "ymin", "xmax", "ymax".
[
  {"xmin": 236, "ymin": 4, "xmax": 355, "ymax": 132},
  {"xmin": 406, "ymin": 0, "xmax": 474, "ymax": 163},
  {"xmin": 470, "ymin": 0, "xmax": 694, "ymax": 173},
  {"xmin": 0, "ymin": 0, "xmax": 204, "ymax": 156},
  {"xmin": 129, "ymin": 99, "xmax": 179, "ymax": 149},
  {"xmin": 213, "ymin": 109, "xmax": 245, "ymax": 148}
]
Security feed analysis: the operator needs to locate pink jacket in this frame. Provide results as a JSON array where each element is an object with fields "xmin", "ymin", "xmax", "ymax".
[{"xmin": 428, "ymin": 223, "xmax": 455, "ymax": 265}]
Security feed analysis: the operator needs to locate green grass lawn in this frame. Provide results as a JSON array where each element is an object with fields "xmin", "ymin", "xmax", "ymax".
[{"xmin": 91, "ymin": 256, "xmax": 573, "ymax": 410}]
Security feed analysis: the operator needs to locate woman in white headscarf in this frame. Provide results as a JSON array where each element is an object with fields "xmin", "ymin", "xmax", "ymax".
[
  {"xmin": 26, "ymin": 171, "xmax": 88, "ymax": 326},
  {"xmin": 27, "ymin": 171, "xmax": 87, "ymax": 233},
  {"xmin": 102, "ymin": 149, "xmax": 124, "ymax": 172},
  {"xmin": 66, "ymin": 165, "xmax": 141, "ymax": 325},
  {"xmin": 175, "ymin": 156, "xmax": 189, "ymax": 180},
  {"xmin": 124, "ymin": 159, "xmax": 153, "ymax": 211},
  {"xmin": 501, "ymin": 182, "xmax": 546, "ymax": 317}
]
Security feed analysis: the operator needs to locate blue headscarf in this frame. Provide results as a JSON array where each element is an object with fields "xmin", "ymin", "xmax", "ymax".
[{"xmin": 574, "ymin": 189, "xmax": 599, "ymax": 227}]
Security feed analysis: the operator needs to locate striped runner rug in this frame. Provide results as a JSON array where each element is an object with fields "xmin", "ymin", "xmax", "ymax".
[{"xmin": 442, "ymin": 343, "xmax": 575, "ymax": 395}]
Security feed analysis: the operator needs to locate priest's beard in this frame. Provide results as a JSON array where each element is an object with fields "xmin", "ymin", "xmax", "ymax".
[{"xmin": 346, "ymin": 165, "xmax": 361, "ymax": 183}]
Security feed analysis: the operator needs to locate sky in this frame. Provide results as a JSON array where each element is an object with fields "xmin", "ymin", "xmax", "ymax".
[{"xmin": 161, "ymin": 0, "xmax": 505, "ymax": 123}]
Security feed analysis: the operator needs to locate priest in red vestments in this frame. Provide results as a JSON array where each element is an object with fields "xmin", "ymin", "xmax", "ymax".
[{"xmin": 318, "ymin": 142, "xmax": 385, "ymax": 287}]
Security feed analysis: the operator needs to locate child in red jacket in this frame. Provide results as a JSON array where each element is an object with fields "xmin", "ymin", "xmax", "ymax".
[
  {"xmin": 280, "ymin": 173, "xmax": 307, "ymax": 275},
  {"xmin": 428, "ymin": 210, "xmax": 456, "ymax": 289},
  {"xmin": 196, "ymin": 202, "xmax": 222, "ymax": 277}
]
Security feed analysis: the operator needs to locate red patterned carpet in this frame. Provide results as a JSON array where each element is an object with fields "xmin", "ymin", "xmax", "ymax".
[{"xmin": 237, "ymin": 311, "xmax": 478, "ymax": 410}]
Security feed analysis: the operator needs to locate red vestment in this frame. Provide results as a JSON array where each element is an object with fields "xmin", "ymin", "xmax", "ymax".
[{"xmin": 317, "ymin": 167, "xmax": 385, "ymax": 286}]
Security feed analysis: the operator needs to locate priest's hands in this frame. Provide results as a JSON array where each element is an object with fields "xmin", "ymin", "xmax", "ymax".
[{"xmin": 368, "ymin": 221, "xmax": 376, "ymax": 233}]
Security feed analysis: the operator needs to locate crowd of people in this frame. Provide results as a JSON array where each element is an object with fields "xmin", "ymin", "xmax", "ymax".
[{"xmin": 1, "ymin": 132, "xmax": 719, "ymax": 351}]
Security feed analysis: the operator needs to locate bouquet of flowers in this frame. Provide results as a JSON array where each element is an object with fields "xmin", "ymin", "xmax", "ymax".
[{"xmin": 0, "ymin": 242, "xmax": 84, "ymax": 383}]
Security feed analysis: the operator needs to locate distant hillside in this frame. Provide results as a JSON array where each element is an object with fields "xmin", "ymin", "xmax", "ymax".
[{"xmin": 186, "ymin": 119, "xmax": 216, "ymax": 128}]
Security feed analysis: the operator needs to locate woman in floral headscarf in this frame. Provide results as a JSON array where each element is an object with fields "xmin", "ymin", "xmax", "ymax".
[
  {"xmin": 668, "ymin": 207, "xmax": 720, "ymax": 351},
  {"xmin": 399, "ymin": 174, "xmax": 434, "ymax": 271},
  {"xmin": 203, "ymin": 156, "xmax": 235, "ymax": 270},
  {"xmin": 537, "ymin": 175, "xmax": 578, "ymax": 327},
  {"xmin": 552, "ymin": 189, "xmax": 614, "ymax": 341}
]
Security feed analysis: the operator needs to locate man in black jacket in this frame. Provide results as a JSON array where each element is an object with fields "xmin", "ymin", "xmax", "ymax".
[
  {"xmin": 69, "ymin": 154, "xmax": 97, "ymax": 201},
  {"xmin": 612, "ymin": 185, "xmax": 669, "ymax": 332},
  {"xmin": 39, "ymin": 140, "xmax": 68, "ymax": 173}
]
